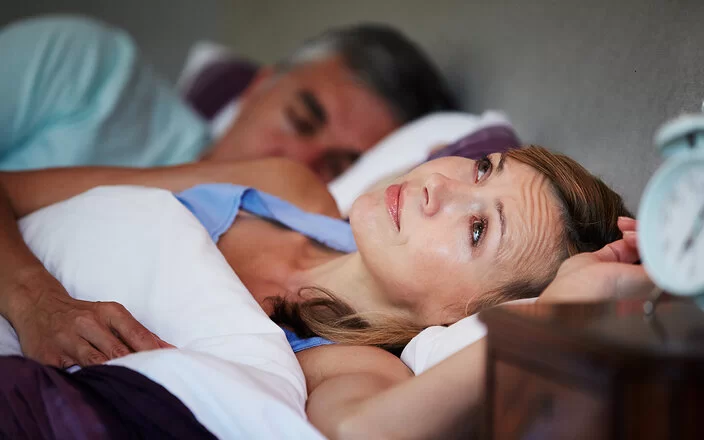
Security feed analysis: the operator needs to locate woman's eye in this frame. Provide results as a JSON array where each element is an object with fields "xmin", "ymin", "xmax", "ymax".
[
  {"xmin": 471, "ymin": 218, "xmax": 487, "ymax": 247},
  {"xmin": 475, "ymin": 157, "xmax": 493, "ymax": 182}
]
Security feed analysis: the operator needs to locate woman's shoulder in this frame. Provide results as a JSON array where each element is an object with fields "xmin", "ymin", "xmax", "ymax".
[{"xmin": 295, "ymin": 343, "xmax": 413, "ymax": 394}]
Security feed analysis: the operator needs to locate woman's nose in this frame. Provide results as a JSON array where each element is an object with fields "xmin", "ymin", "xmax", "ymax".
[{"xmin": 422, "ymin": 173, "xmax": 452, "ymax": 217}]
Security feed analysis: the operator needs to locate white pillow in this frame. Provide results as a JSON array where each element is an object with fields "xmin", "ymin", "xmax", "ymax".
[
  {"xmin": 328, "ymin": 111, "xmax": 513, "ymax": 216},
  {"xmin": 401, "ymin": 297, "xmax": 537, "ymax": 375},
  {"xmin": 3, "ymin": 186, "xmax": 323, "ymax": 439}
]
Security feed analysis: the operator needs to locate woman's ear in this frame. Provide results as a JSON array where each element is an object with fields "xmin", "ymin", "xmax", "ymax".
[{"xmin": 240, "ymin": 66, "xmax": 276, "ymax": 101}]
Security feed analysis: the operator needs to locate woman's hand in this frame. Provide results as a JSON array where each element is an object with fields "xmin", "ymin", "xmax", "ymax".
[
  {"xmin": 539, "ymin": 217, "xmax": 654, "ymax": 303},
  {"xmin": 6, "ymin": 269, "xmax": 170, "ymax": 368}
]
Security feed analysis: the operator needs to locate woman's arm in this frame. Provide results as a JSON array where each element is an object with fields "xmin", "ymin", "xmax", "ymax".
[
  {"xmin": 300, "ymin": 340, "xmax": 484, "ymax": 440},
  {"xmin": 0, "ymin": 158, "xmax": 338, "ymax": 367},
  {"xmin": 538, "ymin": 218, "xmax": 651, "ymax": 303},
  {"xmin": 302, "ymin": 220, "xmax": 649, "ymax": 439}
]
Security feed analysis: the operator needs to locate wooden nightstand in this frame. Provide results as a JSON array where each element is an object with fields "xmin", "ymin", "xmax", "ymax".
[{"xmin": 479, "ymin": 299, "xmax": 704, "ymax": 439}]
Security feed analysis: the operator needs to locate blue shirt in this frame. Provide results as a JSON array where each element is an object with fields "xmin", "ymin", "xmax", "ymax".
[
  {"xmin": 176, "ymin": 184, "xmax": 357, "ymax": 352},
  {"xmin": 0, "ymin": 16, "xmax": 211, "ymax": 170}
]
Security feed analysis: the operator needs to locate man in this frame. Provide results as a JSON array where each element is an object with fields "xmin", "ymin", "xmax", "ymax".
[{"xmin": 0, "ymin": 15, "xmax": 456, "ymax": 181}]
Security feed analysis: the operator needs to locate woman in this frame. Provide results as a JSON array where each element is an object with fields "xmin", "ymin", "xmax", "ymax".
[{"xmin": 0, "ymin": 146, "xmax": 639, "ymax": 438}]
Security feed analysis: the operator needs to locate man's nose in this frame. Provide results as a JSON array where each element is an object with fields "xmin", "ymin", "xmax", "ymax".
[{"xmin": 280, "ymin": 139, "xmax": 322, "ymax": 164}]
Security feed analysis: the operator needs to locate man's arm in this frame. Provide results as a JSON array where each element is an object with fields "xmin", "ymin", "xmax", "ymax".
[
  {"xmin": 0, "ymin": 180, "xmax": 171, "ymax": 367},
  {"xmin": 0, "ymin": 158, "xmax": 338, "ymax": 367},
  {"xmin": 1, "ymin": 158, "xmax": 339, "ymax": 218}
]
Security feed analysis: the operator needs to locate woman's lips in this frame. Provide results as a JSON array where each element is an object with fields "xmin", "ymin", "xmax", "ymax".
[{"xmin": 385, "ymin": 183, "xmax": 404, "ymax": 231}]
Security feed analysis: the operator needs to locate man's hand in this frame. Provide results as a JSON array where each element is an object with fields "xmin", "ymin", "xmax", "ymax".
[
  {"xmin": 6, "ymin": 270, "xmax": 171, "ymax": 368},
  {"xmin": 539, "ymin": 217, "xmax": 654, "ymax": 303}
]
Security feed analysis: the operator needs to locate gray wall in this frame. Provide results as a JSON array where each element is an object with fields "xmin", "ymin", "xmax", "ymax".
[
  {"xmin": 224, "ymin": 0, "xmax": 704, "ymax": 211},
  {"xmin": 4, "ymin": 0, "xmax": 703, "ymax": 210}
]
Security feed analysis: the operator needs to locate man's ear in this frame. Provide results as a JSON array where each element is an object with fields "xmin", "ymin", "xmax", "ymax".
[
  {"xmin": 240, "ymin": 66, "xmax": 276, "ymax": 101},
  {"xmin": 429, "ymin": 143, "xmax": 448, "ymax": 156}
]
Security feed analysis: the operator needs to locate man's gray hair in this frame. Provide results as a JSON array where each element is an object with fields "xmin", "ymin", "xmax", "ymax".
[{"xmin": 278, "ymin": 24, "xmax": 457, "ymax": 123}]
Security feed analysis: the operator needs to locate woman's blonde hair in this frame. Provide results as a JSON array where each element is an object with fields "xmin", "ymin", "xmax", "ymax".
[{"xmin": 271, "ymin": 145, "xmax": 632, "ymax": 352}]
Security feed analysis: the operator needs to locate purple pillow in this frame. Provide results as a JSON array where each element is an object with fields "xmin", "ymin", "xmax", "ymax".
[
  {"xmin": 427, "ymin": 125, "xmax": 520, "ymax": 161},
  {"xmin": 183, "ymin": 58, "xmax": 260, "ymax": 120}
]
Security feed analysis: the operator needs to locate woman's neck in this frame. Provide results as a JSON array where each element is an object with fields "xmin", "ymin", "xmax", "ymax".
[
  {"xmin": 218, "ymin": 215, "xmax": 410, "ymax": 320},
  {"xmin": 287, "ymin": 252, "xmax": 404, "ymax": 319}
]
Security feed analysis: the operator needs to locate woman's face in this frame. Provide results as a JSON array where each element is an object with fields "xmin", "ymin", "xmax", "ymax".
[{"xmin": 349, "ymin": 153, "xmax": 564, "ymax": 325}]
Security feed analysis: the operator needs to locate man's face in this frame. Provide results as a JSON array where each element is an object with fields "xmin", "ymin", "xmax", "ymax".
[{"xmin": 203, "ymin": 56, "xmax": 401, "ymax": 182}]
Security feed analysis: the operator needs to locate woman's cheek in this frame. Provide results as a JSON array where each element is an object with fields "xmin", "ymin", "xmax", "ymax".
[{"xmin": 407, "ymin": 237, "xmax": 463, "ymax": 280}]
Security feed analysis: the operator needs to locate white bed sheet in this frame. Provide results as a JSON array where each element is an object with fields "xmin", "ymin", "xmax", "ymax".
[{"xmin": 0, "ymin": 186, "xmax": 324, "ymax": 439}]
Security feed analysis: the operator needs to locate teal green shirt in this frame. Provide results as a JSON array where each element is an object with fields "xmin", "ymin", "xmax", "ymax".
[{"xmin": 0, "ymin": 16, "xmax": 212, "ymax": 170}]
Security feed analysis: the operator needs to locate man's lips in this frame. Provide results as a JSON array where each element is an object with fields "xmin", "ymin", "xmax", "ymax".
[{"xmin": 385, "ymin": 183, "xmax": 404, "ymax": 231}]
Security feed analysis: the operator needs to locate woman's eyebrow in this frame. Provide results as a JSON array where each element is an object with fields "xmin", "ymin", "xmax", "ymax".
[
  {"xmin": 496, "ymin": 152, "xmax": 508, "ymax": 175},
  {"xmin": 496, "ymin": 200, "xmax": 506, "ymax": 249},
  {"xmin": 299, "ymin": 90, "xmax": 327, "ymax": 125}
]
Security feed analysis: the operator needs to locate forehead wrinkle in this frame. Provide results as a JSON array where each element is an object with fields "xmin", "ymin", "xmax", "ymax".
[{"xmin": 494, "ymin": 168, "xmax": 562, "ymax": 282}]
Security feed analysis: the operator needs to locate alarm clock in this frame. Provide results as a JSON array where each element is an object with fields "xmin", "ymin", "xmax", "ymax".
[{"xmin": 638, "ymin": 114, "xmax": 704, "ymax": 301}]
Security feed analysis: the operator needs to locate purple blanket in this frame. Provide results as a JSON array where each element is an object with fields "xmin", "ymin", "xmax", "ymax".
[
  {"xmin": 0, "ymin": 356, "xmax": 216, "ymax": 439},
  {"xmin": 428, "ymin": 125, "xmax": 521, "ymax": 161},
  {"xmin": 184, "ymin": 59, "xmax": 259, "ymax": 120}
]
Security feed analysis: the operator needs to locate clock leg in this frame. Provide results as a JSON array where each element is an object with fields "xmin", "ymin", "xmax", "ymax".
[{"xmin": 643, "ymin": 287, "xmax": 665, "ymax": 316}]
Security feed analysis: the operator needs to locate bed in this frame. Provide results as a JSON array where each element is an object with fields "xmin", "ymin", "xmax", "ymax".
[{"xmin": 2, "ymin": 1, "xmax": 703, "ymax": 438}]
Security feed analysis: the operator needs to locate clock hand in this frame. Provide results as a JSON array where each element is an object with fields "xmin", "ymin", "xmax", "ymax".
[{"xmin": 681, "ymin": 203, "xmax": 704, "ymax": 256}]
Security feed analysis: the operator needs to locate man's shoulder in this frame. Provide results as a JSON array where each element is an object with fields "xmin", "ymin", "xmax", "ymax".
[{"xmin": 256, "ymin": 158, "xmax": 341, "ymax": 218}]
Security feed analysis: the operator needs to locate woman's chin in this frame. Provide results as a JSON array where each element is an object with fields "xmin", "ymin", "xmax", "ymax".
[{"xmin": 348, "ymin": 192, "xmax": 377, "ymax": 225}]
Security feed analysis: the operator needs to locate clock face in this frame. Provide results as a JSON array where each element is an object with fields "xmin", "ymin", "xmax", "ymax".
[{"xmin": 639, "ymin": 156, "xmax": 704, "ymax": 296}]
